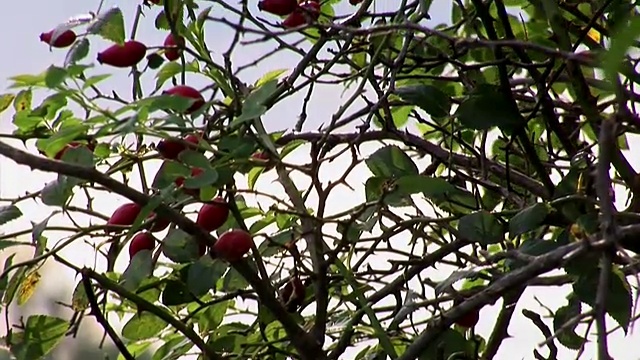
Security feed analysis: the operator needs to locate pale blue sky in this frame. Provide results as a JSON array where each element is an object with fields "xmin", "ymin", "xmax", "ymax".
[{"xmin": 1, "ymin": 1, "xmax": 639, "ymax": 359}]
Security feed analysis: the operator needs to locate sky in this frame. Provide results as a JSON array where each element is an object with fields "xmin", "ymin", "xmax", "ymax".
[{"xmin": 1, "ymin": 1, "xmax": 640, "ymax": 359}]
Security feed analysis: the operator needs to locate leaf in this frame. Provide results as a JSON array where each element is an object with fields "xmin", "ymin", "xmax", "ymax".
[
  {"xmin": 603, "ymin": 17, "xmax": 640, "ymax": 85},
  {"xmin": 155, "ymin": 61, "xmax": 199, "ymax": 91},
  {"xmin": 505, "ymin": 238, "xmax": 561, "ymax": 270},
  {"xmin": 87, "ymin": 7, "xmax": 126, "ymax": 44},
  {"xmin": 458, "ymin": 211, "xmax": 505, "ymax": 244},
  {"xmin": 395, "ymin": 175, "xmax": 477, "ymax": 214},
  {"xmin": 17, "ymin": 271, "xmax": 41, "ymax": 306},
  {"xmin": 64, "ymin": 38, "xmax": 90, "ymax": 67},
  {"xmin": 255, "ymin": 69, "xmax": 287, "ymax": 87},
  {"xmin": 508, "ymin": 203, "xmax": 550, "ymax": 237},
  {"xmin": 120, "ymin": 250, "xmax": 154, "ymax": 291},
  {"xmin": 0, "ymin": 93, "xmax": 15, "ymax": 114},
  {"xmin": 198, "ymin": 300, "xmax": 231, "ymax": 333},
  {"xmin": 455, "ymin": 84, "xmax": 523, "ymax": 131},
  {"xmin": 219, "ymin": 267, "xmax": 249, "ymax": 292},
  {"xmin": 162, "ymin": 229, "xmax": 202, "ymax": 263},
  {"xmin": 152, "ymin": 335, "xmax": 192, "ymax": 360},
  {"xmin": 8, "ymin": 73, "xmax": 46, "ymax": 89},
  {"xmin": 418, "ymin": 328, "xmax": 474, "ymax": 360},
  {"xmin": 232, "ymin": 79, "xmax": 279, "ymax": 125},
  {"xmin": 435, "ymin": 267, "xmax": 486, "ymax": 296},
  {"xmin": 82, "ymin": 74, "xmax": 111, "ymax": 89},
  {"xmin": 0, "ymin": 205, "xmax": 22, "ymax": 226},
  {"xmin": 161, "ymin": 280, "xmax": 195, "ymax": 306},
  {"xmin": 13, "ymin": 89, "xmax": 32, "ymax": 112},
  {"xmin": 573, "ymin": 266, "xmax": 632, "ymax": 332},
  {"xmin": 151, "ymin": 160, "xmax": 190, "ymax": 189},
  {"xmin": 40, "ymin": 178, "xmax": 73, "ymax": 207},
  {"xmin": 44, "ymin": 66, "xmax": 68, "ymax": 88},
  {"xmin": 553, "ymin": 296, "xmax": 586, "ymax": 350},
  {"xmin": 121, "ymin": 312, "xmax": 168, "ymax": 341},
  {"xmin": 8, "ymin": 315, "xmax": 68, "ymax": 360},
  {"xmin": 365, "ymin": 145, "xmax": 418, "ymax": 179},
  {"xmin": 395, "ymin": 84, "xmax": 451, "ymax": 118},
  {"xmin": 186, "ymin": 256, "xmax": 226, "ymax": 297},
  {"xmin": 71, "ymin": 280, "xmax": 89, "ymax": 311},
  {"xmin": 31, "ymin": 212, "xmax": 56, "ymax": 245}
]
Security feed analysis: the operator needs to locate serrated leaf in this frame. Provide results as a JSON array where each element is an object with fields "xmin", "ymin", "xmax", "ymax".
[
  {"xmin": 120, "ymin": 250, "xmax": 154, "ymax": 291},
  {"xmin": 455, "ymin": 84, "xmax": 523, "ymax": 131},
  {"xmin": 87, "ymin": 7, "xmax": 125, "ymax": 44},
  {"xmin": 17, "ymin": 271, "xmax": 41, "ymax": 306},
  {"xmin": 365, "ymin": 145, "xmax": 418, "ymax": 179},
  {"xmin": 121, "ymin": 312, "xmax": 168, "ymax": 341},
  {"xmin": 64, "ymin": 38, "xmax": 90, "ymax": 67},
  {"xmin": 0, "ymin": 205, "xmax": 22, "ymax": 226},
  {"xmin": 13, "ymin": 89, "xmax": 32, "ymax": 112},
  {"xmin": 8, "ymin": 315, "xmax": 68, "ymax": 359},
  {"xmin": 187, "ymin": 257, "xmax": 226, "ymax": 297},
  {"xmin": 44, "ymin": 66, "xmax": 68, "ymax": 89},
  {"xmin": 0, "ymin": 93, "xmax": 15, "ymax": 114},
  {"xmin": 508, "ymin": 203, "xmax": 549, "ymax": 237},
  {"xmin": 573, "ymin": 266, "xmax": 631, "ymax": 332},
  {"xmin": 458, "ymin": 211, "xmax": 504, "ymax": 244},
  {"xmin": 71, "ymin": 281, "xmax": 89, "ymax": 311},
  {"xmin": 395, "ymin": 84, "xmax": 451, "ymax": 118}
]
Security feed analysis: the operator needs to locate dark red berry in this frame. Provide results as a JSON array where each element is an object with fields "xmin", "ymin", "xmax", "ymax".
[
  {"xmin": 279, "ymin": 277, "xmax": 306, "ymax": 312},
  {"xmin": 129, "ymin": 232, "xmax": 156, "ymax": 258},
  {"xmin": 214, "ymin": 229, "xmax": 253, "ymax": 262},
  {"xmin": 258, "ymin": 0, "xmax": 299, "ymax": 16},
  {"xmin": 453, "ymin": 298, "xmax": 480, "ymax": 328},
  {"xmin": 196, "ymin": 198, "xmax": 229, "ymax": 232},
  {"xmin": 157, "ymin": 138, "xmax": 186, "ymax": 160},
  {"xmin": 40, "ymin": 29, "xmax": 77, "ymax": 48},
  {"xmin": 107, "ymin": 203, "xmax": 142, "ymax": 231},
  {"xmin": 97, "ymin": 40, "xmax": 148, "ymax": 68},
  {"xmin": 283, "ymin": 1, "xmax": 320, "ymax": 28},
  {"xmin": 349, "ymin": 0, "xmax": 363, "ymax": 4},
  {"xmin": 164, "ymin": 33, "xmax": 184, "ymax": 61},
  {"xmin": 175, "ymin": 167, "xmax": 204, "ymax": 197},
  {"xmin": 163, "ymin": 85, "xmax": 205, "ymax": 114},
  {"xmin": 148, "ymin": 213, "xmax": 170, "ymax": 232}
]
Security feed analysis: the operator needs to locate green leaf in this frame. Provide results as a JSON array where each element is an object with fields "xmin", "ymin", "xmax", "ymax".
[
  {"xmin": 40, "ymin": 178, "xmax": 73, "ymax": 207},
  {"xmin": 255, "ymin": 69, "xmax": 287, "ymax": 87},
  {"xmin": 508, "ymin": 203, "xmax": 550, "ymax": 237},
  {"xmin": 162, "ymin": 229, "xmax": 202, "ymax": 263},
  {"xmin": 151, "ymin": 160, "xmax": 190, "ymax": 189},
  {"xmin": 365, "ymin": 145, "xmax": 418, "ymax": 179},
  {"xmin": 458, "ymin": 211, "xmax": 504, "ymax": 244},
  {"xmin": 455, "ymin": 84, "xmax": 523, "ymax": 130},
  {"xmin": 71, "ymin": 280, "xmax": 89, "ymax": 312},
  {"xmin": 152, "ymin": 335, "xmax": 191, "ymax": 360},
  {"xmin": 155, "ymin": 61, "xmax": 200, "ymax": 91},
  {"xmin": 395, "ymin": 84, "xmax": 451, "ymax": 118},
  {"xmin": 161, "ymin": 279, "xmax": 195, "ymax": 306},
  {"xmin": 505, "ymin": 238, "xmax": 561, "ymax": 270},
  {"xmin": 394, "ymin": 175, "xmax": 477, "ymax": 214},
  {"xmin": 418, "ymin": 329, "xmax": 474, "ymax": 360},
  {"xmin": 187, "ymin": 256, "xmax": 226, "ymax": 297},
  {"xmin": 219, "ymin": 267, "xmax": 249, "ymax": 292},
  {"xmin": 232, "ymin": 79, "xmax": 279, "ymax": 125},
  {"xmin": 64, "ymin": 38, "xmax": 90, "ymax": 67},
  {"xmin": 120, "ymin": 250, "xmax": 154, "ymax": 291},
  {"xmin": 8, "ymin": 73, "xmax": 46, "ymax": 89},
  {"xmin": 8, "ymin": 315, "xmax": 68, "ymax": 360},
  {"xmin": 603, "ymin": 17, "xmax": 640, "ymax": 86},
  {"xmin": 121, "ymin": 312, "xmax": 168, "ymax": 341},
  {"xmin": 0, "ymin": 205, "xmax": 22, "ymax": 226},
  {"xmin": 198, "ymin": 300, "xmax": 230, "ymax": 333},
  {"xmin": 553, "ymin": 296, "xmax": 586, "ymax": 350},
  {"xmin": 13, "ymin": 89, "xmax": 32, "ymax": 112},
  {"xmin": 0, "ymin": 93, "xmax": 15, "ymax": 114},
  {"xmin": 44, "ymin": 66, "xmax": 68, "ymax": 88},
  {"xmin": 573, "ymin": 266, "xmax": 632, "ymax": 332},
  {"xmin": 82, "ymin": 74, "xmax": 111, "ymax": 89},
  {"xmin": 87, "ymin": 7, "xmax": 126, "ymax": 44}
]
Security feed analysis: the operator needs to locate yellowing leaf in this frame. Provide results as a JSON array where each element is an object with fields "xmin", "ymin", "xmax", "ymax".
[
  {"xmin": 587, "ymin": 28, "xmax": 601, "ymax": 43},
  {"xmin": 17, "ymin": 271, "xmax": 41, "ymax": 305},
  {"xmin": 0, "ymin": 94, "xmax": 15, "ymax": 114}
]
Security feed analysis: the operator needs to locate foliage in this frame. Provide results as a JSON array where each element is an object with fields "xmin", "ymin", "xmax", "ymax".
[{"xmin": 1, "ymin": 0, "xmax": 640, "ymax": 359}]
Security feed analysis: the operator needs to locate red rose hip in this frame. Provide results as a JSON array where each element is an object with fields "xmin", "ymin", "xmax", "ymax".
[
  {"xmin": 453, "ymin": 298, "xmax": 480, "ymax": 328},
  {"xmin": 283, "ymin": 1, "xmax": 320, "ymax": 28},
  {"xmin": 164, "ymin": 33, "xmax": 184, "ymax": 61},
  {"xmin": 97, "ymin": 40, "xmax": 148, "ymax": 68},
  {"xmin": 196, "ymin": 198, "xmax": 229, "ymax": 232},
  {"xmin": 157, "ymin": 138, "xmax": 186, "ymax": 159},
  {"xmin": 40, "ymin": 29, "xmax": 77, "ymax": 48},
  {"xmin": 129, "ymin": 232, "xmax": 156, "ymax": 258},
  {"xmin": 214, "ymin": 229, "xmax": 253, "ymax": 262},
  {"xmin": 163, "ymin": 85, "xmax": 205, "ymax": 114},
  {"xmin": 258, "ymin": 0, "xmax": 299, "ymax": 16},
  {"xmin": 148, "ymin": 213, "xmax": 170, "ymax": 232},
  {"xmin": 107, "ymin": 203, "xmax": 142, "ymax": 231}
]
